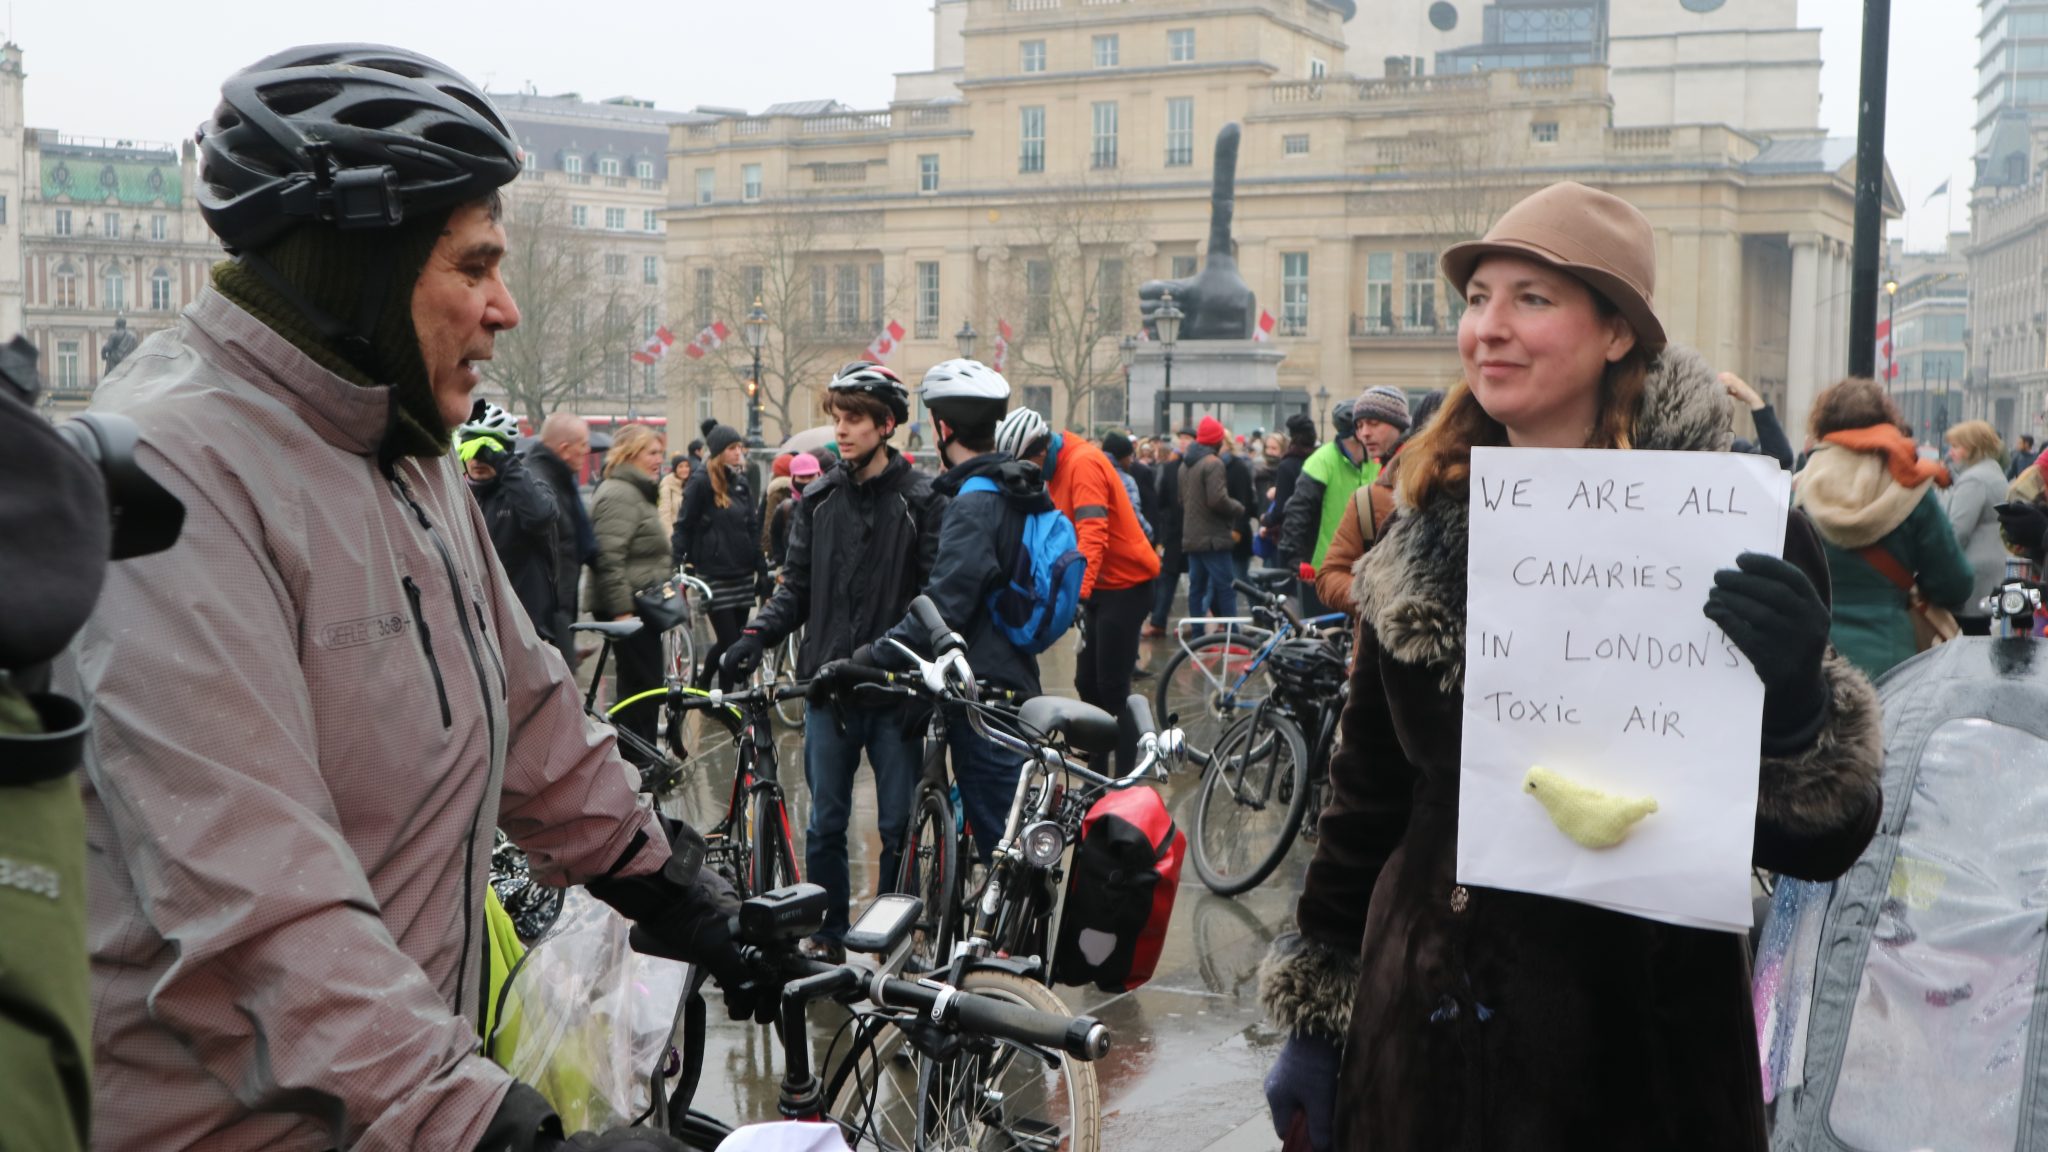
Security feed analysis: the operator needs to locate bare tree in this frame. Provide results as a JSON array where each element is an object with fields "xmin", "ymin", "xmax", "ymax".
[
  {"xmin": 485, "ymin": 184, "xmax": 658, "ymax": 425},
  {"xmin": 676, "ymin": 206, "xmax": 908, "ymax": 442},
  {"xmin": 989, "ymin": 175, "xmax": 1148, "ymax": 431}
]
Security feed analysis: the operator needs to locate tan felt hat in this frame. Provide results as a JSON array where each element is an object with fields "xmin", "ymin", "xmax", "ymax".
[{"xmin": 1440, "ymin": 181, "xmax": 1666, "ymax": 351}]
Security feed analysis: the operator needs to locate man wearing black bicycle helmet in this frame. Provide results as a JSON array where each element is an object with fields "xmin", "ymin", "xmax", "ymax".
[{"xmin": 73, "ymin": 45, "xmax": 738, "ymax": 1152}]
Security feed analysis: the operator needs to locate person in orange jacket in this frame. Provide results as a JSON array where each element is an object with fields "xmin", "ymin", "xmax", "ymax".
[{"xmin": 995, "ymin": 408, "xmax": 1162, "ymax": 771}]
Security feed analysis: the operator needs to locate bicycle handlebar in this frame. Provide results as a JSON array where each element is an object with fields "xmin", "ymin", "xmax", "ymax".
[
  {"xmin": 1233, "ymin": 578, "xmax": 1302, "ymax": 630},
  {"xmin": 909, "ymin": 594, "xmax": 965, "ymax": 656},
  {"xmin": 669, "ymin": 681, "xmax": 812, "ymax": 713}
]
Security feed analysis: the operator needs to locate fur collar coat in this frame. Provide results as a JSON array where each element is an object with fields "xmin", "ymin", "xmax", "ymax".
[{"xmin": 1261, "ymin": 345, "xmax": 1884, "ymax": 1152}]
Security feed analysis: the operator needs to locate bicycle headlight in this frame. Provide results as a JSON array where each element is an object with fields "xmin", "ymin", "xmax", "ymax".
[
  {"xmin": 2002, "ymin": 587, "xmax": 2033, "ymax": 618},
  {"xmin": 1020, "ymin": 820, "xmax": 1066, "ymax": 867}
]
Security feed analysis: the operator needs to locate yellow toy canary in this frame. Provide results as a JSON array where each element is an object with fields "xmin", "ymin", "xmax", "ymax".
[{"xmin": 1522, "ymin": 766, "xmax": 1658, "ymax": 849}]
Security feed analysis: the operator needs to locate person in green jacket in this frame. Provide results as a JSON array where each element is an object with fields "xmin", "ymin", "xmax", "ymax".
[
  {"xmin": 1277, "ymin": 388, "xmax": 1410, "ymax": 612},
  {"xmin": 1793, "ymin": 377, "xmax": 1974, "ymax": 680}
]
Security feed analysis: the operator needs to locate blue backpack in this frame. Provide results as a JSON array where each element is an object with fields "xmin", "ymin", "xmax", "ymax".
[{"xmin": 959, "ymin": 475, "xmax": 1087, "ymax": 655}]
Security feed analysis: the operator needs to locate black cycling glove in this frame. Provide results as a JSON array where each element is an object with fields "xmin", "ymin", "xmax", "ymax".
[
  {"xmin": 585, "ymin": 819, "xmax": 750, "ymax": 1003},
  {"xmin": 721, "ymin": 630, "xmax": 766, "ymax": 678},
  {"xmin": 1702, "ymin": 552, "xmax": 1831, "ymax": 753},
  {"xmin": 1996, "ymin": 501, "xmax": 2048, "ymax": 563}
]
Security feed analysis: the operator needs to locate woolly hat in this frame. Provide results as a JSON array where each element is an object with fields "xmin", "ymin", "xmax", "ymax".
[
  {"xmin": 1352, "ymin": 385, "xmax": 1412, "ymax": 431},
  {"xmin": 1101, "ymin": 431, "xmax": 1134, "ymax": 459},
  {"xmin": 772, "ymin": 452, "xmax": 793, "ymax": 478},
  {"xmin": 706, "ymin": 424, "xmax": 744, "ymax": 456},
  {"xmin": 1197, "ymin": 416, "xmax": 1226, "ymax": 446},
  {"xmin": 791, "ymin": 452, "xmax": 822, "ymax": 479}
]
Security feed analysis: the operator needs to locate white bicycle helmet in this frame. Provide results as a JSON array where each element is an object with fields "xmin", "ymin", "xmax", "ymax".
[
  {"xmin": 919, "ymin": 358, "xmax": 1011, "ymax": 432},
  {"xmin": 826, "ymin": 361, "xmax": 910, "ymax": 425},
  {"xmin": 993, "ymin": 407, "xmax": 1052, "ymax": 462},
  {"xmin": 456, "ymin": 398, "xmax": 517, "ymax": 444}
]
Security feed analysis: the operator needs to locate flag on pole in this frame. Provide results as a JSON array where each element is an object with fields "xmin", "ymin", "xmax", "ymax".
[
  {"xmin": 991, "ymin": 319, "xmax": 1014, "ymax": 372},
  {"xmin": 1875, "ymin": 318, "xmax": 1899, "ymax": 381},
  {"xmin": 1923, "ymin": 179, "xmax": 1950, "ymax": 206},
  {"xmin": 681, "ymin": 320, "xmax": 730, "ymax": 360},
  {"xmin": 631, "ymin": 325, "xmax": 677, "ymax": 365},
  {"xmin": 1252, "ymin": 310, "xmax": 1277, "ymax": 342},
  {"xmin": 865, "ymin": 320, "xmax": 907, "ymax": 363}
]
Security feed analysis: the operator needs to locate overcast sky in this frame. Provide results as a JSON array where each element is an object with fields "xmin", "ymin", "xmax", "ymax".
[{"xmin": 15, "ymin": 0, "xmax": 1974, "ymax": 251}]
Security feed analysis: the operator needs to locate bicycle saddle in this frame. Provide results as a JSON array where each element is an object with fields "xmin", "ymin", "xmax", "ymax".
[
  {"xmin": 570, "ymin": 619, "xmax": 645, "ymax": 638},
  {"xmin": 1248, "ymin": 569, "xmax": 1295, "ymax": 591},
  {"xmin": 1018, "ymin": 696, "xmax": 1120, "ymax": 756}
]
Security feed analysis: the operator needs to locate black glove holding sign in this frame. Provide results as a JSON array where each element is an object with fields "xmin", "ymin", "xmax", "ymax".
[{"xmin": 1703, "ymin": 552, "xmax": 1832, "ymax": 755}]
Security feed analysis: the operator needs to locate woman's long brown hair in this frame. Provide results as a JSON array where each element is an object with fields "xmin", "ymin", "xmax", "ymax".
[
  {"xmin": 1400, "ymin": 293, "xmax": 1650, "ymax": 509},
  {"xmin": 708, "ymin": 452, "xmax": 733, "ymax": 510}
]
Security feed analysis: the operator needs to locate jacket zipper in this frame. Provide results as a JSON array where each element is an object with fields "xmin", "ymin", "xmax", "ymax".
[
  {"xmin": 473, "ymin": 602, "xmax": 508, "ymax": 698},
  {"xmin": 401, "ymin": 576, "xmax": 454, "ymax": 728},
  {"xmin": 391, "ymin": 471, "xmax": 501, "ymax": 1030}
]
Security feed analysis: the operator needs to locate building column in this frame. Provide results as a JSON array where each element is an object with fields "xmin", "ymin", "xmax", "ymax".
[
  {"xmin": 1786, "ymin": 233, "xmax": 1822, "ymax": 445},
  {"xmin": 1828, "ymin": 240, "xmax": 1851, "ymax": 386}
]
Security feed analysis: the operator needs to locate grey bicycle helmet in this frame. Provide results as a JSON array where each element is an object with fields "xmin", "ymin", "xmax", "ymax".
[
  {"xmin": 827, "ymin": 361, "xmax": 911, "ymax": 426},
  {"xmin": 1330, "ymin": 397, "xmax": 1358, "ymax": 437},
  {"xmin": 456, "ymin": 398, "xmax": 517, "ymax": 443},
  {"xmin": 197, "ymin": 44, "xmax": 522, "ymax": 252},
  {"xmin": 993, "ymin": 407, "xmax": 1051, "ymax": 461},
  {"xmin": 919, "ymin": 358, "xmax": 1011, "ymax": 430}
]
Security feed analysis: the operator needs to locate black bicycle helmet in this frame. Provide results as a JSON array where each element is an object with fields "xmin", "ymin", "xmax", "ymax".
[
  {"xmin": 827, "ymin": 362, "xmax": 911, "ymax": 426},
  {"xmin": 197, "ymin": 44, "xmax": 521, "ymax": 252},
  {"xmin": 1330, "ymin": 397, "xmax": 1358, "ymax": 437}
]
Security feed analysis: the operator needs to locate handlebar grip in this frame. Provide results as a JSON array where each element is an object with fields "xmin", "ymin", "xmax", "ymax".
[
  {"xmin": 908, "ymin": 595, "xmax": 962, "ymax": 654},
  {"xmin": 945, "ymin": 989, "xmax": 1112, "ymax": 1062},
  {"xmin": 1230, "ymin": 578, "xmax": 1265, "ymax": 602},
  {"xmin": 1123, "ymin": 694, "xmax": 1156, "ymax": 738}
]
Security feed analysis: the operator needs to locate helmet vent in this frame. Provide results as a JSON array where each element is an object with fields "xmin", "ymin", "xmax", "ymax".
[
  {"xmin": 334, "ymin": 99, "xmax": 419, "ymax": 130},
  {"xmin": 257, "ymin": 80, "xmax": 341, "ymax": 117}
]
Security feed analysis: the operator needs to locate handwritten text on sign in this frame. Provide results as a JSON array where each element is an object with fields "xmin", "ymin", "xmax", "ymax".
[{"xmin": 1457, "ymin": 448, "xmax": 1791, "ymax": 932}]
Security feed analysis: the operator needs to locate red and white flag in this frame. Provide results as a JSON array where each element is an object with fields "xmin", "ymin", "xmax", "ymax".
[
  {"xmin": 1874, "ymin": 319, "xmax": 1899, "ymax": 381},
  {"xmin": 1251, "ymin": 310, "xmax": 1277, "ymax": 343},
  {"xmin": 865, "ymin": 319, "xmax": 907, "ymax": 363},
  {"xmin": 630, "ymin": 325, "xmax": 677, "ymax": 365},
  {"xmin": 991, "ymin": 319, "xmax": 1014, "ymax": 373},
  {"xmin": 681, "ymin": 320, "xmax": 731, "ymax": 360}
]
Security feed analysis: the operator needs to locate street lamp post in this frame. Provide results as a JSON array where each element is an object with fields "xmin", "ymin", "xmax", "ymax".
[
  {"xmin": 1316, "ymin": 385, "xmax": 1330, "ymax": 428},
  {"xmin": 1155, "ymin": 290, "xmax": 1183, "ymax": 436},
  {"xmin": 1118, "ymin": 334, "xmax": 1137, "ymax": 430},
  {"xmin": 955, "ymin": 320, "xmax": 978, "ymax": 361},
  {"xmin": 743, "ymin": 296, "xmax": 768, "ymax": 447},
  {"xmin": 1882, "ymin": 275, "xmax": 1899, "ymax": 402}
]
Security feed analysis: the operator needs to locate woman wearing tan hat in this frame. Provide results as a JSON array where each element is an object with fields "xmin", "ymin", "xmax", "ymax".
[{"xmin": 1258, "ymin": 182, "xmax": 1884, "ymax": 1151}]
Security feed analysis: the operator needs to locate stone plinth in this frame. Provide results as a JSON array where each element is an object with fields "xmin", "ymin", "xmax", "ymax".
[{"xmin": 1128, "ymin": 339, "xmax": 1308, "ymax": 436}]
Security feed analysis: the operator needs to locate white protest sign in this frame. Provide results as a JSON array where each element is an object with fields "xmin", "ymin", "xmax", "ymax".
[{"xmin": 1457, "ymin": 447, "xmax": 1791, "ymax": 932}]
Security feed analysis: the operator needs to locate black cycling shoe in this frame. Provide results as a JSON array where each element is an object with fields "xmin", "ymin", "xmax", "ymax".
[{"xmin": 798, "ymin": 934, "xmax": 846, "ymax": 964}]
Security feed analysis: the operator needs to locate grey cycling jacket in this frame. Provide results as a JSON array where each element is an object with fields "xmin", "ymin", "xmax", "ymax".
[{"xmin": 69, "ymin": 287, "xmax": 668, "ymax": 1152}]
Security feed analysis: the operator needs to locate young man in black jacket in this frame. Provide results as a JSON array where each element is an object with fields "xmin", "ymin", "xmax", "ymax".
[{"xmin": 722, "ymin": 364, "xmax": 942, "ymax": 961}]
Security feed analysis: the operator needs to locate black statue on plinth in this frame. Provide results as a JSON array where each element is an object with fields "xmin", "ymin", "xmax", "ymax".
[
  {"xmin": 1140, "ymin": 123, "xmax": 1255, "ymax": 341},
  {"xmin": 101, "ymin": 317, "xmax": 138, "ymax": 373}
]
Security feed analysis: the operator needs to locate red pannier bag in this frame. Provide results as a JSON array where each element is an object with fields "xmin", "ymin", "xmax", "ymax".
[{"xmin": 1052, "ymin": 784, "xmax": 1186, "ymax": 992}]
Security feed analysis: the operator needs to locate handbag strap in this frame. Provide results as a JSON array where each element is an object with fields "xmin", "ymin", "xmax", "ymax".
[{"xmin": 1855, "ymin": 544, "xmax": 1915, "ymax": 594}]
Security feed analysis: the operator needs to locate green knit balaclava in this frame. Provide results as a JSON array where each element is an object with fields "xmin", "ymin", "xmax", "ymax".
[{"xmin": 213, "ymin": 208, "xmax": 454, "ymax": 461}]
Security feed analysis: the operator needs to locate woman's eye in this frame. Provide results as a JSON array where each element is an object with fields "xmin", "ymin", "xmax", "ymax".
[
  {"xmin": 1521, "ymin": 293, "xmax": 1549, "ymax": 307},
  {"xmin": 1467, "ymin": 293, "xmax": 1487, "ymax": 307}
]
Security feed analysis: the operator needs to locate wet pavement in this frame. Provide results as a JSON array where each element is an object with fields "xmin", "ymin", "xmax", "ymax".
[{"xmin": 645, "ymin": 590, "xmax": 1302, "ymax": 1150}]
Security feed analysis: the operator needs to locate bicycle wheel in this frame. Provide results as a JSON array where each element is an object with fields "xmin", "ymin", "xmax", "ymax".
[
  {"xmin": 1154, "ymin": 629, "xmax": 1275, "ymax": 765},
  {"xmin": 896, "ymin": 784, "xmax": 960, "ymax": 974},
  {"xmin": 771, "ymin": 632, "xmax": 804, "ymax": 728},
  {"xmin": 749, "ymin": 786, "xmax": 802, "ymax": 898},
  {"xmin": 1190, "ymin": 708, "xmax": 1310, "ymax": 896},
  {"xmin": 826, "ymin": 969, "xmax": 1101, "ymax": 1152},
  {"xmin": 664, "ymin": 621, "xmax": 696, "ymax": 686}
]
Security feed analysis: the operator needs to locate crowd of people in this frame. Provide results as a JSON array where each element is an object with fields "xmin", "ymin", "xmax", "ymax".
[{"xmin": 23, "ymin": 38, "xmax": 2048, "ymax": 1152}]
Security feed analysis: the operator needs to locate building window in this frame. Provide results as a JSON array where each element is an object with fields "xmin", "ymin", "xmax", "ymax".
[
  {"xmin": 1531, "ymin": 120, "xmax": 1559, "ymax": 143},
  {"xmin": 1404, "ymin": 251, "xmax": 1438, "ymax": 329},
  {"xmin": 870, "ymin": 263, "xmax": 886, "ymax": 329},
  {"xmin": 571, "ymin": 204, "xmax": 588, "ymax": 228},
  {"xmin": 1021, "ymin": 40, "xmax": 1046, "ymax": 73},
  {"xmin": 604, "ymin": 207, "xmax": 626, "ymax": 230},
  {"xmin": 1091, "ymin": 101, "xmax": 1119, "ymax": 170},
  {"xmin": 743, "ymin": 164, "xmax": 763, "ymax": 202},
  {"xmin": 746, "ymin": 265, "xmax": 765, "ymax": 305},
  {"xmin": 1165, "ymin": 98, "xmax": 1195, "ymax": 166},
  {"xmin": 811, "ymin": 264, "xmax": 828, "ymax": 331},
  {"xmin": 696, "ymin": 168, "xmax": 715, "ymax": 205},
  {"xmin": 1281, "ymin": 252, "xmax": 1309, "ymax": 335},
  {"xmin": 1309, "ymin": 57, "xmax": 1328, "ymax": 79},
  {"xmin": 838, "ymin": 264, "xmax": 863, "ymax": 330},
  {"xmin": 1020, "ymin": 106, "xmax": 1046, "ymax": 173},
  {"xmin": 55, "ymin": 208, "xmax": 72, "ymax": 237},
  {"xmin": 605, "ymin": 253, "xmax": 628, "ymax": 277},
  {"xmin": 920, "ymin": 154, "xmax": 940, "ymax": 193},
  {"xmin": 1094, "ymin": 34, "xmax": 1119, "ymax": 67},
  {"xmin": 0, "ymin": 194, "xmax": 9, "ymax": 225},
  {"xmin": 1365, "ymin": 252, "xmax": 1394, "ymax": 330},
  {"xmin": 1026, "ymin": 259, "xmax": 1052, "ymax": 335},
  {"xmin": 1023, "ymin": 384, "xmax": 1053, "ymax": 420},
  {"xmin": 916, "ymin": 261, "xmax": 941, "ymax": 339},
  {"xmin": 104, "ymin": 212, "xmax": 120, "ymax": 237},
  {"xmin": 636, "ymin": 159, "xmax": 655, "ymax": 181},
  {"xmin": 694, "ymin": 267, "xmax": 715, "ymax": 329},
  {"xmin": 53, "ymin": 262, "xmax": 77, "ymax": 308},
  {"xmin": 1171, "ymin": 255, "xmax": 1197, "ymax": 279},
  {"xmin": 150, "ymin": 213, "xmax": 167, "ymax": 240},
  {"xmin": 644, "ymin": 255, "xmax": 660, "ymax": 285},
  {"xmin": 564, "ymin": 154, "xmax": 584, "ymax": 175},
  {"xmin": 644, "ymin": 209, "xmax": 659, "ymax": 232},
  {"xmin": 604, "ymin": 351, "xmax": 626, "ymax": 395},
  {"xmin": 523, "ymin": 151, "xmax": 539, "ymax": 174},
  {"xmin": 150, "ymin": 267, "xmax": 173, "ymax": 311},
  {"xmin": 1169, "ymin": 28, "xmax": 1196, "ymax": 62},
  {"xmin": 1097, "ymin": 259, "xmax": 1125, "ymax": 330},
  {"xmin": 104, "ymin": 267, "xmax": 127, "ymax": 312},
  {"xmin": 55, "ymin": 341, "xmax": 80, "ymax": 390},
  {"xmin": 1284, "ymin": 134, "xmax": 1310, "ymax": 155},
  {"xmin": 597, "ymin": 156, "xmax": 621, "ymax": 177}
]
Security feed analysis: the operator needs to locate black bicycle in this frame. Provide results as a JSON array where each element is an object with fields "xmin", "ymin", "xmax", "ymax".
[
  {"xmin": 1189, "ymin": 581, "xmax": 1352, "ymax": 895},
  {"xmin": 667, "ymin": 679, "xmax": 809, "ymax": 900}
]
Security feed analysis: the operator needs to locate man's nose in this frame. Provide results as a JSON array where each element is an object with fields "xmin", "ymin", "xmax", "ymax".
[{"xmin": 487, "ymin": 279, "xmax": 520, "ymax": 332}]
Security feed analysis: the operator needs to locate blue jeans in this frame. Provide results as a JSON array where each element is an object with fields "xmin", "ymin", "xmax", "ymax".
[
  {"xmin": 803, "ymin": 700, "xmax": 920, "ymax": 940},
  {"xmin": 944, "ymin": 706, "xmax": 1028, "ymax": 863},
  {"xmin": 1186, "ymin": 550, "xmax": 1239, "ymax": 621}
]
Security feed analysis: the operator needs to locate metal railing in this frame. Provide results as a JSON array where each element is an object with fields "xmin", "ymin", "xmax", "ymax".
[{"xmin": 1349, "ymin": 314, "xmax": 1452, "ymax": 338}]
